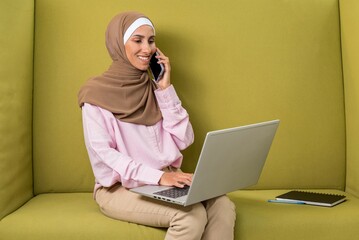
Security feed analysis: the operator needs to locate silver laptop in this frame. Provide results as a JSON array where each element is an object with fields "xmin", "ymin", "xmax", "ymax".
[{"xmin": 130, "ymin": 119, "xmax": 280, "ymax": 206}]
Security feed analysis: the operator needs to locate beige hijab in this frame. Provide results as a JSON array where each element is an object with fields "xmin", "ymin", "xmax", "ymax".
[{"xmin": 78, "ymin": 11, "xmax": 162, "ymax": 126}]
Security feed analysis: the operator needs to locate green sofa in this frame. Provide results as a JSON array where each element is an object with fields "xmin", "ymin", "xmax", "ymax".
[{"xmin": 1, "ymin": 0, "xmax": 359, "ymax": 239}]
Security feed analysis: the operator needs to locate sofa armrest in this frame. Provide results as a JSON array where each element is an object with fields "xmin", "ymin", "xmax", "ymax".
[{"xmin": 0, "ymin": 0, "xmax": 34, "ymax": 219}]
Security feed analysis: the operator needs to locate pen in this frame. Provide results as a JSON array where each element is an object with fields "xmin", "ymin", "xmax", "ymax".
[{"xmin": 268, "ymin": 199, "xmax": 306, "ymax": 205}]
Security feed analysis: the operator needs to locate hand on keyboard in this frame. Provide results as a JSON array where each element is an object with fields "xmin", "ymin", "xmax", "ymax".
[{"xmin": 159, "ymin": 171, "xmax": 193, "ymax": 188}]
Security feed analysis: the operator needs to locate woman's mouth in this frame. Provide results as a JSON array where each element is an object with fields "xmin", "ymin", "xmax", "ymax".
[{"xmin": 138, "ymin": 55, "xmax": 150, "ymax": 63}]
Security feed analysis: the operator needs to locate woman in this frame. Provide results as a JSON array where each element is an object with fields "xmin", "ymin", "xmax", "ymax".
[{"xmin": 78, "ymin": 11, "xmax": 236, "ymax": 240}]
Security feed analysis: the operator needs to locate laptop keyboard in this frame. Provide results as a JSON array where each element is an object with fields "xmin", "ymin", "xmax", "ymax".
[{"xmin": 154, "ymin": 186, "xmax": 190, "ymax": 199}]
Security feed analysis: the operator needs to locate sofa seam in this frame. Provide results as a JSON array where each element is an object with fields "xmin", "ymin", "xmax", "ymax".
[{"xmin": 337, "ymin": 0, "xmax": 348, "ymax": 192}]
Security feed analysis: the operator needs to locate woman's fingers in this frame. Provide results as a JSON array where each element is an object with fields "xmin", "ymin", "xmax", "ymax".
[{"xmin": 159, "ymin": 172, "xmax": 193, "ymax": 188}]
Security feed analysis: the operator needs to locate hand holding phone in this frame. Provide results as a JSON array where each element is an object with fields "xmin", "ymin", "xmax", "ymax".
[
  {"xmin": 149, "ymin": 52, "xmax": 165, "ymax": 82},
  {"xmin": 151, "ymin": 49, "xmax": 171, "ymax": 90}
]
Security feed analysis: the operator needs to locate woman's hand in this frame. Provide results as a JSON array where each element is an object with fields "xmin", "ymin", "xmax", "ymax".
[
  {"xmin": 159, "ymin": 171, "xmax": 193, "ymax": 188},
  {"xmin": 155, "ymin": 48, "xmax": 171, "ymax": 90}
]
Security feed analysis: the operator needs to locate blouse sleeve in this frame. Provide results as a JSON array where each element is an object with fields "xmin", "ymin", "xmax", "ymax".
[
  {"xmin": 81, "ymin": 103, "xmax": 164, "ymax": 188},
  {"xmin": 155, "ymin": 85, "xmax": 194, "ymax": 150}
]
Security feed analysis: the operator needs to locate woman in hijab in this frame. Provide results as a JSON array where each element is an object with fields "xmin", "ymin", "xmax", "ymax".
[{"xmin": 78, "ymin": 11, "xmax": 236, "ymax": 240}]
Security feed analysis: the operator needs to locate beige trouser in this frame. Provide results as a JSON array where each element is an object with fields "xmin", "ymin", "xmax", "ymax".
[{"xmin": 95, "ymin": 183, "xmax": 236, "ymax": 240}]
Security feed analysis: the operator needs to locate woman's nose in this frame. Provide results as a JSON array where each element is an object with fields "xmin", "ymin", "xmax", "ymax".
[{"xmin": 142, "ymin": 42, "xmax": 152, "ymax": 54}]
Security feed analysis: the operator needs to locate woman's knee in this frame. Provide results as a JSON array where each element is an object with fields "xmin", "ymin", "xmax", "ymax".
[
  {"xmin": 208, "ymin": 195, "xmax": 235, "ymax": 210},
  {"xmin": 168, "ymin": 203, "xmax": 207, "ymax": 239},
  {"xmin": 205, "ymin": 195, "xmax": 236, "ymax": 221}
]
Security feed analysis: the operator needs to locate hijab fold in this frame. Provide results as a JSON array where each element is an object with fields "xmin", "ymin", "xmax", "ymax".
[{"xmin": 78, "ymin": 11, "xmax": 162, "ymax": 126}]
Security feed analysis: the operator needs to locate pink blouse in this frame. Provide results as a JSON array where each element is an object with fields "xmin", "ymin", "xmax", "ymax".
[{"xmin": 81, "ymin": 85, "xmax": 194, "ymax": 191}]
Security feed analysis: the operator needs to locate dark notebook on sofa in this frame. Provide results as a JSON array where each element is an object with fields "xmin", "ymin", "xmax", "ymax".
[{"xmin": 275, "ymin": 190, "xmax": 346, "ymax": 207}]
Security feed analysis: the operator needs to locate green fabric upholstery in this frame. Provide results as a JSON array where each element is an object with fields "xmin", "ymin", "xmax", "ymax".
[
  {"xmin": 340, "ymin": 0, "xmax": 359, "ymax": 198},
  {"xmin": 229, "ymin": 190, "xmax": 359, "ymax": 240},
  {"xmin": 0, "ymin": 0, "xmax": 34, "ymax": 219},
  {"xmin": 33, "ymin": 0, "xmax": 345, "ymax": 194},
  {"xmin": 1, "ymin": 0, "xmax": 359, "ymax": 239},
  {"xmin": 0, "ymin": 193, "xmax": 166, "ymax": 239},
  {"xmin": 1, "ymin": 191, "xmax": 358, "ymax": 239}
]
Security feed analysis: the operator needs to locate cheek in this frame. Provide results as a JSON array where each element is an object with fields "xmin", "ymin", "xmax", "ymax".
[
  {"xmin": 151, "ymin": 44, "xmax": 157, "ymax": 54},
  {"xmin": 125, "ymin": 41, "xmax": 139, "ymax": 56},
  {"xmin": 124, "ymin": 45, "xmax": 139, "ymax": 67}
]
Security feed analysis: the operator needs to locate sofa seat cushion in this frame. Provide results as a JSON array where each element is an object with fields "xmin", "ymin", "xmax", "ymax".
[
  {"xmin": 0, "ymin": 193, "xmax": 166, "ymax": 240},
  {"xmin": 228, "ymin": 189, "xmax": 359, "ymax": 240},
  {"xmin": 1, "ymin": 190, "xmax": 359, "ymax": 240}
]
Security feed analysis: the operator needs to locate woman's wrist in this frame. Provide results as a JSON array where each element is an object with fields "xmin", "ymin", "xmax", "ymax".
[{"xmin": 157, "ymin": 82, "xmax": 171, "ymax": 90}]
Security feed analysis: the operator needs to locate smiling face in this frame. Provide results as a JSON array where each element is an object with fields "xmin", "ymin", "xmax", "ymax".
[{"xmin": 124, "ymin": 25, "xmax": 156, "ymax": 71}]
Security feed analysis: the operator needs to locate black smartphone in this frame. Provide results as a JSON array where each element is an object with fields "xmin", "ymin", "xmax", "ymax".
[{"xmin": 149, "ymin": 52, "xmax": 164, "ymax": 82}]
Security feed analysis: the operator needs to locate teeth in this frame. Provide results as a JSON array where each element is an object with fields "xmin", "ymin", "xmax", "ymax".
[{"xmin": 138, "ymin": 56, "xmax": 149, "ymax": 61}]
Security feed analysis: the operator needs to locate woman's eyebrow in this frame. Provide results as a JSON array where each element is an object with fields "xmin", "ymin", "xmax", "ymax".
[
  {"xmin": 131, "ymin": 34, "xmax": 155, "ymax": 39},
  {"xmin": 131, "ymin": 34, "xmax": 144, "ymax": 38}
]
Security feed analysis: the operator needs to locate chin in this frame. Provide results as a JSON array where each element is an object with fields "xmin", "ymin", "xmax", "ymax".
[{"xmin": 137, "ymin": 65, "xmax": 149, "ymax": 71}]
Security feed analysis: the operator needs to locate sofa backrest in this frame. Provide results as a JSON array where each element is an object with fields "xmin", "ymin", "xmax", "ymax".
[
  {"xmin": 0, "ymin": 0, "xmax": 34, "ymax": 219},
  {"xmin": 31, "ymin": 0, "xmax": 346, "ymax": 195},
  {"xmin": 340, "ymin": 0, "xmax": 359, "ymax": 198},
  {"xmin": 1, "ymin": 0, "xmax": 352, "ymax": 220}
]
